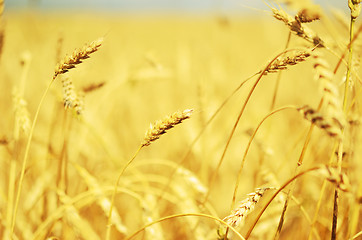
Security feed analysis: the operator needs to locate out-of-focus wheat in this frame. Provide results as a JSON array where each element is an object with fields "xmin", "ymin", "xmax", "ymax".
[
  {"xmin": 12, "ymin": 88, "xmax": 31, "ymax": 139},
  {"xmin": 317, "ymin": 166, "xmax": 351, "ymax": 192},
  {"xmin": 297, "ymin": 105, "xmax": 343, "ymax": 138},
  {"xmin": 312, "ymin": 52, "xmax": 345, "ymax": 128}
]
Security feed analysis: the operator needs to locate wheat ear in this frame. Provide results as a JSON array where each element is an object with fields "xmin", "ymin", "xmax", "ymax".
[
  {"xmin": 218, "ymin": 188, "xmax": 273, "ymax": 239},
  {"xmin": 295, "ymin": 9, "xmax": 321, "ymax": 23},
  {"xmin": 12, "ymin": 88, "xmax": 31, "ymax": 139},
  {"xmin": 349, "ymin": 0, "xmax": 362, "ymax": 20},
  {"xmin": 271, "ymin": 7, "xmax": 325, "ymax": 47},
  {"xmin": 62, "ymin": 77, "xmax": 77, "ymax": 109},
  {"xmin": 264, "ymin": 50, "xmax": 311, "ymax": 74},
  {"xmin": 297, "ymin": 105, "xmax": 342, "ymax": 138},
  {"xmin": 312, "ymin": 52, "xmax": 345, "ymax": 127},
  {"xmin": 53, "ymin": 38, "xmax": 103, "ymax": 80},
  {"xmin": 318, "ymin": 166, "xmax": 351, "ymax": 192},
  {"xmin": 82, "ymin": 81, "xmax": 106, "ymax": 93},
  {"xmin": 141, "ymin": 109, "xmax": 193, "ymax": 147},
  {"xmin": 61, "ymin": 77, "xmax": 84, "ymax": 115}
]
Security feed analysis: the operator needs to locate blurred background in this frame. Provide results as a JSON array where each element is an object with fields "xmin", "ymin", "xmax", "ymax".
[{"xmin": 6, "ymin": 0, "xmax": 351, "ymax": 15}]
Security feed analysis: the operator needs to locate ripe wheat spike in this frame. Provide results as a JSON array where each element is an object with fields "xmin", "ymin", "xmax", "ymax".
[
  {"xmin": 218, "ymin": 188, "xmax": 273, "ymax": 239},
  {"xmin": 53, "ymin": 38, "xmax": 103, "ymax": 80},
  {"xmin": 142, "ymin": 109, "xmax": 193, "ymax": 147},
  {"xmin": 264, "ymin": 50, "xmax": 311, "ymax": 75},
  {"xmin": 271, "ymin": 7, "xmax": 325, "ymax": 47}
]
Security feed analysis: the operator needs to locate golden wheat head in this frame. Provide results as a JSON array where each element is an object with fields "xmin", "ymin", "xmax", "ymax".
[
  {"xmin": 349, "ymin": 0, "xmax": 362, "ymax": 19},
  {"xmin": 271, "ymin": 7, "xmax": 325, "ymax": 47},
  {"xmin": 265, "ymin": 50, "xmax": 311, "ymax": 75},
  {"xmin": 141, "ymin": 109, "xmax": 193, "ymax": 147},
  {"xmin": 295, "ymin": 9, "xmax": 321, "ymax": 23},
  {"xmin": 53, "ymin": 38, "xmax": 103, "ymax": 80},
  {"xmin": 217, "ymin": 188, "xmax": 273, "ymax": 239}
]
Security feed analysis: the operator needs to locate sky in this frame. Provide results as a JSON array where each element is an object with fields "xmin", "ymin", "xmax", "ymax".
[{"xmin": 6, "ymin": 0, "xmax": 350, "ymax": 14}]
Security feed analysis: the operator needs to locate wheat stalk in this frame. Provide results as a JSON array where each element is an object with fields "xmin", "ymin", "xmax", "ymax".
[
  {"xmin": 53, "ymin": 38, "xmax": 103, "ymax": 80},
  {"xmin": 141, "ymin": 109, "xmax": 193, "ymax": 147},
  {"xmin": 107, "ymin": 108, "xmax": 193, "ymax": 240},
  {"xmin": 11, "ymin": 37, "xmax": 104, "ymax": 238}
]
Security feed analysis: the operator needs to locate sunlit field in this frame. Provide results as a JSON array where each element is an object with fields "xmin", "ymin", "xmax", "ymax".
[{"xmin": 1, "ymin": 2, "xmax": 362, "ymax": 240}]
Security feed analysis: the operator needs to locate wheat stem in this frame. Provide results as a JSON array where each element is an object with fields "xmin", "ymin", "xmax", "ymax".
[
  {"xmin": 344, "ymin": 17, "xmax": 356, "ymax": 111},
  {"xmin": 270, "ymin": 32, "xmax": 291, "ymax": 110},
  {"xmin": 125, "ymin": 213, "xmax": 246, "ymax": 240},
  {"xmin": 221, "ymin": 106, "xmax": 295, "ymax": 240},
  {"xmin": 11, "ymin": 38, "xmax": 103, "ymax": 239},
  {"xmin": 231, "ymin": 106, "xmax": 296, "ymax": 210},
  {"xmin": 154, "ymin": 74, "xmax": 256, "ymax": 206},
  {"xmin": 203, "ymin": 48, "xmax": 312, "ymax": 206},
  {"xmin": 10, "ymin": 80, "xmax": 54, "ymax": 238},
  {"xmin": 245, "ymin": 166, "xmax": 326, "ymax": 239},
  {"xmin": 106, "ymin": 146, "xmax": 142, "ymax": 240}
]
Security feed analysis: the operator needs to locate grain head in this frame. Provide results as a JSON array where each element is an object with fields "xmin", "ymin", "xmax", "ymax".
[
  {"xmin": 53, "ymin": 38, "xmax": 103, "ymax": 80},
  {"xmin": 141, "ymin": 109, "xmax": 193, "ymax": 147}
]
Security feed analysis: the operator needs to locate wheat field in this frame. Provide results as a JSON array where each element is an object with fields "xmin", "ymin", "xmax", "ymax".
[{"xmin": 1, "ymin": 1, "xmax": 362, "ymax": 240}]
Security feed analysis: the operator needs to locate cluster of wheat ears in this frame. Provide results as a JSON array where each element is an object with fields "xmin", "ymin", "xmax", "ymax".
[{"xmin": 1, "ymin": 0, "xmax": 362, "ymax": 239}]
